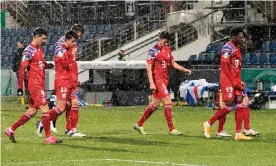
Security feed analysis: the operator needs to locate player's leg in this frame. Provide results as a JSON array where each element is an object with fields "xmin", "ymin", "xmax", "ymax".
[
  {"xmin": 134, "ymin": 97, "xmax": 160, "ymax": 135},
  {"xmin": 40, "ymin": 104, "xmax": 62, "ymax": 144},
  {"xmin": 235, "ymin": 95, "xmax": 251, "ymax": 140},
  {"xmin": 217, "ymin": 102, "xmax": 231, "ymax": 137},
  {"xmin": 65, "ymin": 101, "xmax": 72, "ymax": 134},
  {"xmin": 203, "ymin": 86, "xmax": 234, "ymax": 138},
  {"xmin": 69, "ymin": 96, "xmax": 86, "ymax": 138},
  {"xmin": 162, "ymin": 96, "xmax": 183, "ymax": 135},
  {"xmin": 48, "ymin": 86, "xmax": 69, "ymax": 122},
  {"xmin": 242, "ymin": 95, "xmax": 260, "ymax": 136},
  {"xmin": 5, "ymin": 108, "xmax": 37, "ymax": 143}
]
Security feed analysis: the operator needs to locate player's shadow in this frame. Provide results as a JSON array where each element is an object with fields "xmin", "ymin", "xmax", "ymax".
[
  {"xmin": 58, "ymin": 143, "xmax": 142, "ymax": 153},
  {"xmin": 85, "ymin": 136, "xmax": 188, "ymax": 147}
]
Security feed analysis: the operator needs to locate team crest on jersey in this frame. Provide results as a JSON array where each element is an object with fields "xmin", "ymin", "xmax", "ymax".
[
  {"xmin": 42, "ymin": 97, "xmax": 46, "ymax": 103},
  {"xmin": 62, "ymin": 93, "xmax": 67, "ymax": 99},
  {"xmin": 227, "ymin": 92, "xmax": 233, "ymax": 98},
  {"xmin": 222, "ymin": 52, "xmax": 230, "ymax": 58}
]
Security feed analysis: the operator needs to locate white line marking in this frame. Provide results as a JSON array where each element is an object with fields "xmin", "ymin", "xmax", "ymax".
[{"xmin": 3, "ymin": 158, "xmax": 204, "ymax": 166}]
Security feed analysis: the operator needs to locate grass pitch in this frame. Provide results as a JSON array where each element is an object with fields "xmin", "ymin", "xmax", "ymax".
[{"xmin": 1, "ymin": 97, "xmax": 276, "ymax": 166}]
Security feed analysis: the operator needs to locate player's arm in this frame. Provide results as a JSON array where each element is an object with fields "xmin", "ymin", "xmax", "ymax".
[
  {"xmin": 17, "ymin": 51, "xmax": 30, "ymax": 95},
  {"xmin": 147, "ymin": 63, "xmax": 156, "ymax": 90},
  {"xmin": 147, "ymin": 49, "xmax": 156, "ymax": 90},
  {"xmin": 55, "ymin": 48, "xmax": 71, "ymax": 69},
  {"xmin": 171, "ymin": 59, "xmax": 191, "ymax": 75}
]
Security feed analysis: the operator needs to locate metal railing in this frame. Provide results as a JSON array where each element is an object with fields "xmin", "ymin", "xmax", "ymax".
[
  {"xmin": 80, "ymin": 7, "xmax": 166, "ymax": 61},
  {"xmin": 251, "ymin": 1, "xmax": 275, "ymax": 21},
  {"xmin": 169, "ymin": 12, "xmax": 212, "ymax": 51}
]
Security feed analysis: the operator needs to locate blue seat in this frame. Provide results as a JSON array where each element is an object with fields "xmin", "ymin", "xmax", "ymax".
[
  {"xmin": 261, "ymin": 41, "xmax": 270, "ymax": 52},
  {"xmin": 11, "ymin": 37, "xmax": 17, "ymax": 46},
  {"xmin": 270, "ymin": 41, "xmax": 276, "ymax": 51},
  {"xmin": 205, "ymin": 43, "xmax": 216, "ymax": 53},
  {"xmin": 21, "ymin": 27, "xmax": 28, "ymax": 36},
  {"xmin": 47, "ymin": 45, "xmax": 55, "ymax": 55},
  {"xmin": 7, "ymin": 47, "xmax": 13, "ymax": 56},
  {"xmin": 54, "ymin": 27, "xmax": 61, "ymax": 35},
  {"xmin": 242, "ymin": 53, "xmax": 251, "ymax": 64},
  {"xmin": 88, "ymin": 25, "xmax": 95, "ymax": 34},
  {"xmin": 2, "ymin": 28, "xmax": 10, "ymax": 37},
  {"xmin": 259, "ymin": 53, "xmax": 270, "ymax": 65},
  {"xmin": 198, "ymin": 54, "xmax": 206, "ymax": 61},
  {"xmin": 4, "ymin": 37, "xmax": 11, "ymax": 47},
  {"xmin": 8, "ymin": 28, "xmax": 15, "ymax": 37},
  {"xmin": 249, "ymin": 52, "xmax": 259, "ymax": 64},
  {"xmin": 97, "ymin": 25, "xmax": 105, "ymax": 34},
  {"xmin": 24, "ymin": 36, "xmax": 31, "ymax": 44},
  {"xmin": 270, "ymin": 53, "xmax": 276, "ymax": 65},
  {"xmin": 188, "ymin": 55, "xmax": 197, "ymax": 61},
  {"xmin": 16, "ymin": 28, "xmax": 22, "ymax": 36},
  {"xmin": 1, "ymin": 47, "xmax": 7, "ymax": 55},
  {"xmin": 1, "ymin": 56, "xmax": 11, "ymax": 68},
  {"xmin": 206, "ymin": 53, "xmax": 216, "ymax": 61}
]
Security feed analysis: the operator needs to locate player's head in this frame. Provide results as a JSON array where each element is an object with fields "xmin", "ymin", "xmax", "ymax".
[
  {"xmin": 17, "ymin": 40, "xmax": 24, "ymax": 48},
  {"xmin": 230, "ymin": 27, "xmax": 246, "ymax": 46},
  {"xmin": 64, "ymin": 30, "xmax": 78, "ymax": 48},
  {"xmin": 158, "ymin": 31, "xmax": 171, "ymax": 47},
  {"xmin": 71, "ymin": 24, "xmax": 84, "ymax": 39},
  {"xmin": 33, "ymin": 28, "xmax": 47, "ymax": 47}
]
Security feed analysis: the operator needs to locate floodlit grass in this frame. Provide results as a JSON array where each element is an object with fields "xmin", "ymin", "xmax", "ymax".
[{"xmin": 1, "ymin": 97, "xmax": 276, "ymax": 166}]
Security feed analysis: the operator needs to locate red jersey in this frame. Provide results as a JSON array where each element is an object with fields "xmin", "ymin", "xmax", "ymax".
[
  {"xmin": 18, "ymin": 44, "xmax": 46, "ymax": 90},
  {"xmin": 220, "ymin": 40, "xmax": 242, "ymax": 86},
  {"xmin": 56, "ymin": 36, "xmax": 78, "ymax": 87},
  {"xmin": 147, "ymin": 44, "xmax": 173, "ymax": 84},
  {"xmin": 54, "ymin": 44, "xmax": 73, "ymax": 86}
]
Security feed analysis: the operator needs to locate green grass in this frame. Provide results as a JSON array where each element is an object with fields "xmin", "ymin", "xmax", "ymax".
[{"xmin": 1, "ymin": 97, "xmax": 276, "ymax": 166}]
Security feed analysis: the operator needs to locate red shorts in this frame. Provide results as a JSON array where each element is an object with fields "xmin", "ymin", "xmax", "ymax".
[
  {"xmin": 153, "ymin": 81, "xmax": 169, "ymax": 99},
  {"xmin": 56, "ymin": 86, "xmax": 77, "ymax": 101},
  {"xmin": 28, "ymin": 86, "xmax": 48, "ymax": 108},
  {"xmin": 221, "ymin": 85, "xmax": 243, "ymax": 102}
]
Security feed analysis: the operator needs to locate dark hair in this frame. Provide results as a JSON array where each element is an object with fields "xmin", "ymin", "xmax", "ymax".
[
  {"xmin": 33, "ymin": 28, "xmax": 47, "ymax": 37},
  {"xmin": 71, "ymin": 24, "xmax": 84, "ymax": 33},
  {"xmin": 65, "ymin": 30, "xmax": 78, "ymax": 40},
  {"xmin": 17, "ymin": 40, "xmax": 24, "ymax": 44},
  {"xmin": 159, "ymin": 31, "xmax": 171, "ymax": 40},
  {"xmin": 230, "ymin": 27, "xmax": 244, "ymax": 37}
]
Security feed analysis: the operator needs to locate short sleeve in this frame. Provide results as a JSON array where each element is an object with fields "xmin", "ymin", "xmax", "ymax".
[{"xmin": 147, "ymin": 49, "xmax": 156, "ymax": 64}]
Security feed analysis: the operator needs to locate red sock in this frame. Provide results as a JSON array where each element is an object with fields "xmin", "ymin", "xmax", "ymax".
[
  {"xmin": 49, "ymin": 107, "xmax": 62, "ymax": 121},
  {"xmin": 218, "ymin": 115, "xmax": 227, "ymax": 133},
  {"xmin": 11, "ymin": 112, "xmax": 32, "ymax": 131},
  {"xmin": 243, "ymin": 107, "xmax": 251, "ymax": 130},
  {"xmin": 41, "ymin": 113, "xmax": 51, "ymax": 138},
  {"xmin": 235, "ymin": 106, "xmax": 243, "ymax": 133},
  {"xmin": 65, "ymin": 103, "xmax": 72, "ymax": 131},
  {"xmin": 71, "ymin": 106, "xmax": 79, "ymax": 132},
  {"xmin": 137, "ymin": 105, "xmax": 157, "ymax": 126},
  {"xmin": 164, "ymin": 104, "xmax": 174, "ymax": 131},
  {"xmin": 208, "ymin": 107, "xmax": 232, "ymax": 125}
]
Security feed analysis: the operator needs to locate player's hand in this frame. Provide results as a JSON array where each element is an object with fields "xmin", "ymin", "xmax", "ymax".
[
  {"xmin": 46, "ymin": 63, "xmax": 54, "ymax": 69},
  {"xmin": 234, "ymin": 81, "xmax": 245, "ymax": 91},
  {"xmin": 149, "ymin": 82, "xmax": 156, "ymax": 91},
  {"xmin": 17, "ymin": 89, "xmax": 23, "ymax": 96},
  {"xmin": 241, "ymin": 81, "xmax": 247, "ymax": 89},
  {"xmin": 75, "ymin": 80, "xmax": 80, "ymax": 87},
  {"xmin": 185, "ymin": 69, "xmax": 192, "ymax": 75}
]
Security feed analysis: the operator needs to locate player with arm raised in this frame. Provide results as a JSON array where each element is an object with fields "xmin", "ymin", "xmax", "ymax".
[
  {"xmin": 203, "ymin": 27, "xmax": 252, "ymax": 140},
  {"xmin": 36, "ymin": 25, "xmax": 85, "ymax": 137},
  {"xmin": 5, "ymin": 28, "xmax": 62, "ymax": 144},
  {"xmin": 134, "ymin": 31, "xmax": 192, "ymax": 135},
  {"xmin": 46, "ymin": 30, "xmax": 86, "ymax": 138}
]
